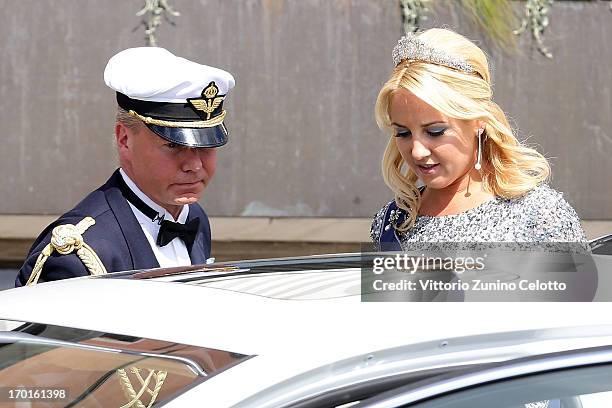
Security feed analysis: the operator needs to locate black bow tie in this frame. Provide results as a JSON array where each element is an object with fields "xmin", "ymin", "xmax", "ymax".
[
  {"xmin": 117, "ymin": 173, "xmax": 200, "ymax": 247},
  {"xmin": 157, "ymin": 217, "xmax": 200, "ymax": 247}
]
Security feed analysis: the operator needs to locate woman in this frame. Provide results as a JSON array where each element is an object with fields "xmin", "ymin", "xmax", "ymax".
[{"xmin": 370, "ymin": 29, "xmax": 586, "ymax": 251}]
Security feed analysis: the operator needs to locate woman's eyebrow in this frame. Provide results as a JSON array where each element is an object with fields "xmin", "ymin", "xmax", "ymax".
[
  {"xmin": 391, "ymin": 121, "xmax": 446, "ymax": 128},
  {"xmin": 422, "ymin": 120, "xmax": 446, "ymax": 127}
]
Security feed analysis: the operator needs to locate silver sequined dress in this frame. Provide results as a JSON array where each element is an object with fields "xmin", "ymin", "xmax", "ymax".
[{"xmin": 370, "ymin": 184, "xmax": 586, "ymax": 250}]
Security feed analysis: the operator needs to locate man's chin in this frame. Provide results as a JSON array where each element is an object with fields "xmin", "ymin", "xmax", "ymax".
[{"xmin": 173, "ymin": 196, "xmax": 200, "ymax": 205}]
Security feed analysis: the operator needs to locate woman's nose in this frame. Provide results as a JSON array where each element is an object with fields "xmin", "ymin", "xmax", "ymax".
[{"xmin": 411, "ymin": 139, "xmax": 431, "ymax": 161}]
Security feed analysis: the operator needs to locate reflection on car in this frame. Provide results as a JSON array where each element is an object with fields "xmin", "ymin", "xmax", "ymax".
[{"xmin": 1, "ymin": 248, "xmax": 612, "ymax": 407}]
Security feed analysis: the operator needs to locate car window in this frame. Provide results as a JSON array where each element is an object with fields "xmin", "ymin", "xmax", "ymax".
[
  {"xmin": 406, "ymin": 363, "xmax": 612, "ymax": 408},
  {"xmin": 0, "ymin": 320, "xmax": 251, "ymax": 407}
]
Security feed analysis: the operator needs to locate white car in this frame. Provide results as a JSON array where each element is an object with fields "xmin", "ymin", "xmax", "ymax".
[{"xmin": 1, "ymin": 251, "xmax": 612, "ymax": 407}]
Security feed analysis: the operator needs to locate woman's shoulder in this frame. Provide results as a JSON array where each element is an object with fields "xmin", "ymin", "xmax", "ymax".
[
  {"xmin": 508, "ymin": 183, "xmax": 586, "ymax": 242},
  {"xmin": 511, "ymin": 183, "xmax": 573, "ymax": 214},
  {"xmin": 518, "ymin": 183, "xmax": 562, "ymax": 203},
  {"xmin": 495, "ymin": 183, "xmax": 563, "ymax": 211}
]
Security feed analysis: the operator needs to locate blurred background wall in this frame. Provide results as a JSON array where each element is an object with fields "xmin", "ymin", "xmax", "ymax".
[
  {"xmin": 0, "ymin": 0, "xmax": 610, "ymax": 218},
  {"xmin": 0, "ymin": 0, "xmax": 610, "ymax": 269}
]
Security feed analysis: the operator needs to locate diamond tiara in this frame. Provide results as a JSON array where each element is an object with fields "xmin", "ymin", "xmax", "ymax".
[{"xmin": 392, "ymin": 33, "xmax": 476, "ymax": 74}]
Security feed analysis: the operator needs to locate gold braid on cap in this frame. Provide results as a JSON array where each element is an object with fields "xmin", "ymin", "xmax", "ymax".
[
  {"xmin": 27, "ymin": 217, "xmax": 107, "ymax": 285},
  {"xmin": 128, "ymin": 109, "xmax": 226, "ymax": 128},
  {"xmin": 392, "ymin": 33, "xmax": 476, "ymax": 74}
]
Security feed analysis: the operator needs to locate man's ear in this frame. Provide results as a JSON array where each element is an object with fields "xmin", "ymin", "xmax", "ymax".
[{"xmin": 115, "ymin": 122, "xmax": 131, "ymax": 152}]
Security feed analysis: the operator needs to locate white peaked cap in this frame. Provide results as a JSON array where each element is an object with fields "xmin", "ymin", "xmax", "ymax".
[
  {"xmin": 104, "ymin": 47, "xmax": 235, "ymax": 103},
  {"xmin": 103, "ymin": 47, "xmax": 236, "ymax": 148}
]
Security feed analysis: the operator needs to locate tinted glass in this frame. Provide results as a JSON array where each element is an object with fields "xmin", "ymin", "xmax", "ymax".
[
  {"xmin": 409, "ymin": 363, "xmax": 612, "ymax": 408},
  {"xmin": 0, "ymin": 321, "xmax": 249, "ymax": 407}
]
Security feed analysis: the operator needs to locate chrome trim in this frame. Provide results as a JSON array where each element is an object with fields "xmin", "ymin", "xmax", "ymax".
[
  {"xmin": 357, "ymin": 347, "xmax": 612, "ymax": 408},
  {"xmin": 101, "ymin": 253, "xmax": 370, "ymax": 282},
  {"xmin": 236, "ymin": 326, "xmax": 612, "ymax": 408},
  {"xmin": 589, "ymin": 234, "xmax": 612, "ymax": 251},
  {"xmin": 0, "ymin": 331, "xmax": 206, "ymax": 376}
]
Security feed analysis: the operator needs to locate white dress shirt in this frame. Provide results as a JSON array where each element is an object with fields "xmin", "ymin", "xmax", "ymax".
[{"xmin": 119, "ymin": 169, "xmax": 192, "ymax": 268}]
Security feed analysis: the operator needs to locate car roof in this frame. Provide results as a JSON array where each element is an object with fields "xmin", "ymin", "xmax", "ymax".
[
  {"xmin": 3, "ymin": 253, "xmax": 612, "ymax": 406},
  {"xmin": 2, "ymin": 253, "xmax": 612, "ymax": 352}
]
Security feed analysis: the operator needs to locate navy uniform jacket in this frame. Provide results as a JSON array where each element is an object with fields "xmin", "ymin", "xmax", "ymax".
[{"xmin": 15, "ymin": 169, "xmax": 211, "ymax": 287}]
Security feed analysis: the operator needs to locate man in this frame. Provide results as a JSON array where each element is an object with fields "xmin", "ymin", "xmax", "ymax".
[{"xmin": 16, "ymin": 47, "xmax": 235, "ymax": 286}]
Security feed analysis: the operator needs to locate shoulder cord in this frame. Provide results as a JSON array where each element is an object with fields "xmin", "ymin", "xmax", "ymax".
[{"xmin": 26, "ymin": 217, "xmax": 108, "ymax": 286}]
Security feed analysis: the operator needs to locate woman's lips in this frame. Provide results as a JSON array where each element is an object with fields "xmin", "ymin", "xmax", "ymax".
[{"xmin": 416, "ymin": 163, "xmax": 439, "ymax": 175}]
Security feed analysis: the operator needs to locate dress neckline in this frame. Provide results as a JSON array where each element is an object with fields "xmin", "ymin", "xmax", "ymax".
[{"xmin": 417, "ymin": 195, "xmax": 500, "ymax": 219}]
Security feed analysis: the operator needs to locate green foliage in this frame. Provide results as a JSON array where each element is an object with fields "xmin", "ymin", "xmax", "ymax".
[{"xmin": 456, "ymin": 0, "xmax": 518, "ymax": 52}]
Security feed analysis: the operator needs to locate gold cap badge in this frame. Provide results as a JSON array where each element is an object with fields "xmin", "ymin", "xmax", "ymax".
[{"xmin": 188, "ymin": 81, "xmax": 225, "ymax": 120}]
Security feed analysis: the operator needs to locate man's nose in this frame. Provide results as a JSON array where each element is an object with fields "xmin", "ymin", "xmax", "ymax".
[
  {"xmin": 411, "ymin": 139, "xmax": 431, "ymax": 161},
  {"xmin": 181, "ymin": 148, "xmax": 203, "ymax": 172}
]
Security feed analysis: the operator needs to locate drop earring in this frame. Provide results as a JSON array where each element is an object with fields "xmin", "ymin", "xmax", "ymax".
[{"xmin": 475, "ymin": 128, "xmax": 483, "ymax": 171}]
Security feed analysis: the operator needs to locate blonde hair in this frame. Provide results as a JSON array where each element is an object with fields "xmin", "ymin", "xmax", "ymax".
[{"xmin": 375, "ymin": 28, "xmax": 550, "ymax": 231}]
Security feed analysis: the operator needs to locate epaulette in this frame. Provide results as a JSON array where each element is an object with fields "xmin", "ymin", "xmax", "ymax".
[{"xmin": 26, "ymin": 217, "xmax": 108, "ymax": 285}]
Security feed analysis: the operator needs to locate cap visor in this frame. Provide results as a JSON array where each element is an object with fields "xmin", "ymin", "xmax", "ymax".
[{"xmin": 146, "ymin": 123, "xmax": 228, "ymax": 147}]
